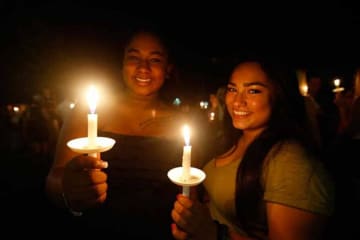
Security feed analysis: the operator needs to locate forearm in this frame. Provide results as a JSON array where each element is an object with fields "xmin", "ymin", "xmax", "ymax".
[{"xmin": 45, "ymin": 167, "xmax": 66, "ymax": 209}]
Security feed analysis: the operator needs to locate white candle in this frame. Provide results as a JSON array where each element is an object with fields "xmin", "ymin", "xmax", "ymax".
[
  {"xmin": 87, "ymin": 85, "xmax": 98, "ymax": 156},
  {"xmin": 88, "ymin": 113, "xmax": 97, "ymax": 147},
  {"xmin": 182, "ymin": 125, "xmax": 191, "ymax": 196}
]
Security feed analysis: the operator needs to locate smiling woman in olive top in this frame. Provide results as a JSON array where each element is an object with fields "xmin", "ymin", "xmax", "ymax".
[{"xmin": 171, "ymin": 59, "xmax": 334, "ymax": 240}]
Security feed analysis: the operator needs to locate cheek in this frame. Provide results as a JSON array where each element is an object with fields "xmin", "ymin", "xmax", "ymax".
[
  {"xmin": 224, "ymin": 94, "xmax": 233, "ymax": 106},
  {"xmin": 154, "ymin": 78, "xmax": 165, "ymax": 90},
  {"xmin": 250, "ymin": 99, "xmax": 267, "ymax": 109},
  {"xmin": 251, "ymin": 94, "xmax": 272, "ymax": 109},
  {"xmin": 154, "ymin": 66, "xmax": 167, "ymax": 78},
  {"xmin": 255, "ymin": 101, "xmax": 272, "ymax": 122},
  {"xmin": 122, "ymin": 66, "xmax": 132, "ymax": 79}
]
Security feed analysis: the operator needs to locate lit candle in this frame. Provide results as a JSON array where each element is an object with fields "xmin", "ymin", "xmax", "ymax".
[
  {"xmin": 332, "ymin": 78, "xmax": 345, "ymax": 93},
  {"xmin": 182, "ymin": 125, "xmax": 191, "ymax": 196},
  {"xmin": 301, "ymin": 84, "xmax": 308, "ymax": 96},
  {"xmin": 334, "ymin": 78, "xmax": 340, "ymax": 88},
  {"xmin": 87, "ymin": 85, "xmax": 98, "ymax": 152},
  {"xmin": 297, "ymin": 69, "xmax": 308, "ymax": 97}
]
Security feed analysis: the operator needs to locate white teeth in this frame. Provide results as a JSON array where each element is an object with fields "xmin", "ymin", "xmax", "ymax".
[
  {"xmin": 233, "ymin": 110, "xmax": 249, "ymax": 116},
  {"xmin": 136, "ymin": 77, "xmax": 151, "ymax": 82}
]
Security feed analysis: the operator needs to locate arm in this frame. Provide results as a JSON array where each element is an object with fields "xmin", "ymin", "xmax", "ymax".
[
  {"xmin": 171, "ymin": 197, "xmax": 327, "ymax": 240},
  {"xmin": 267, "ymin": 202, "xmax": 328, "ymax": 240},
  {"xmin": 263, "ymin": 141, "xmax": 333, "ymax": 239}
]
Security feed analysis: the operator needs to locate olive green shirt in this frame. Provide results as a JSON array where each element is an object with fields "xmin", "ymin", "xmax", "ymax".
[{"xmin": 203, "ymin": 140, "xmax": 335, "ymax": 238}]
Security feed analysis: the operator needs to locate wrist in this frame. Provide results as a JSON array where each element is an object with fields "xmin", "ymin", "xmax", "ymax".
[{"xmin": 62, "ymin": 192, "xmax": 83, "ymax": 217}]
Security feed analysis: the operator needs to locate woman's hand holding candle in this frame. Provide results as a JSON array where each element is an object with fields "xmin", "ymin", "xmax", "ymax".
[{"xmin": 62, "ymin": 154, "xmax": 108, "ymax": 212}]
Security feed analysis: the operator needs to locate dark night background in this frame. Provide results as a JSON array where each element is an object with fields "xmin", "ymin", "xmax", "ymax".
[
  {"xmin": 1, "ymin": 1, "xmax": 360, "ymax": 103},
  {"xmin": 1, "ymin": 1, "xmax": 360, "ymax": 237}
]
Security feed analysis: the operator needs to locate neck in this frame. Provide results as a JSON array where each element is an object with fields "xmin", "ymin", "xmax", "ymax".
[
  {"xmin": 240, "ymin": 128, "xmax": 266, "ymax": 146},
  {"xmin": 122, "ymin": 92, "xmax": 160, "ymax": 110}
]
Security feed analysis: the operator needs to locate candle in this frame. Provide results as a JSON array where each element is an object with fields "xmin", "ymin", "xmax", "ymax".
[
  {"xmin": 182, "ymin": 125, "xmax": 191, "ymax": 196},
  {"xmin": 334, "ymin": 78, "xmax": 340, "ymax": 88},
  {"xmin": 301, "ymin": 85, "xmax": 308, "ymax": 96},
  {"xmin": 332, "ymin": 78, "xmax": 344, "ymax": 93},
  {"xmin": 87, "ymin": 85, "xmax": 98, "ymax": 154},
  {"xmin": 296, "ymin": 69, "xmax": 308, "ymax": 97}
]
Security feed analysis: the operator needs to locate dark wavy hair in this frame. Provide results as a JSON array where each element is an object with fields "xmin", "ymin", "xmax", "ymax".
[{"xmin": 220, "ymin": 58, "xmax": 318, "ymax": 235}]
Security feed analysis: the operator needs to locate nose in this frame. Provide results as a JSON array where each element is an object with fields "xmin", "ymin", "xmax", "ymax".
[
  {"xmin": 137, "ymin": 59, "xmax": 150, "ymax": 72},
  {"xmin": 233, "ymin": 91, "xmax": 246, "ymax": 107}
]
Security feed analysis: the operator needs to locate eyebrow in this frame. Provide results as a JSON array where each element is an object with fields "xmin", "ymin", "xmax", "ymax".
[
  {"xmin": 126, "ymin": 48, "xmax": 165, "ymax": 57},
  {"xmin": 228, "ymin": 81, "xmax": 269, "ymax": 88}
]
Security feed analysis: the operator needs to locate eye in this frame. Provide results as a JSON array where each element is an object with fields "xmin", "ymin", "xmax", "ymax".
[
  {"xmin": 248, "ymin": 88, "xmax": 262, "ymax": 94},
  {"xmin": 149, "ymin": 58, "xmax": 162, "ymax": 63},
  {"xmin": 126, "ymin": 55, "xmax": 140, "ymax": 62},
  {"xmin": 226, "ymin": 86, "xmax": 237, "ymax": 93}
]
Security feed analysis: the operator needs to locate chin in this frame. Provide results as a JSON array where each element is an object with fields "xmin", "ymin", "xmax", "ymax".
[{"xmin": 232, "ymin": 121, "xmax": 247, "ymax": 130}]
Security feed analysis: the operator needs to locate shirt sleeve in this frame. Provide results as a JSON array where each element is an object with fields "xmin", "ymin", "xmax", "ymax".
[{"xmin": 263, "ymin": 141, "xmax": 334, "ymax": 216}]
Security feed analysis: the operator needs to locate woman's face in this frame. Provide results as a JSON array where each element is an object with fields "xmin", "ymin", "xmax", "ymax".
[
  {"xmin": 225, "ymin": 62, "xmax": 273, "ymax": 135},
  {"xmin": 122, "ymin": 32, "xmax": 171, "ymax": 98}
]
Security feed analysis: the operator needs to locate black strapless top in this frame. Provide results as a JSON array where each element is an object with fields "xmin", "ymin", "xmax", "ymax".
[{"xmin": 77, "ymin": 131, "xmax": 183, "ymax": 239}]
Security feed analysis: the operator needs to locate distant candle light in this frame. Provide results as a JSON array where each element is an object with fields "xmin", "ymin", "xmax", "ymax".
[
  {"xmin": 333, "ymin": 78, "xmax": 344, "ymax": 93},
  {"xmin": 69, "ymin": 102, "xmax": 75, "ymax": 109},
  {"xmin": 209, "ymin": 111, "xmax": 215, "ymax": 121},
  {"xmin": 334, "ymin": 78, "xmax": 341, "ymax": 88},
  {"xmin": 302, "ymin": 85, "xmax": 308, "ymax": 96}
]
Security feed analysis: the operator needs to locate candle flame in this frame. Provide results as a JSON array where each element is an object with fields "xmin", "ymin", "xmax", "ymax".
[
  {"xmin": 182, "ymin": 125, "xmax": 191, "ymax": 146},
  {"xmin": 87, "ymin": 85, "xmax": 98, "ymax": 114},
  {"xmin": 334, "ymin": 79, "xmax": 340, "ymax": 87},
  {"xmin": 302, "ymin": 85, "xmax": 308, "ymax": 96}
]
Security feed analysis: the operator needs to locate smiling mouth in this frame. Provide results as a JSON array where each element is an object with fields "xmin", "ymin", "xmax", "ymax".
[
  {"xmin": 136, "ymin": 77, "xmax": 151, "ymax": 83},
  {"xmin": 233, "ymin": 110, "xmax": 250, "ymax": 116}
]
